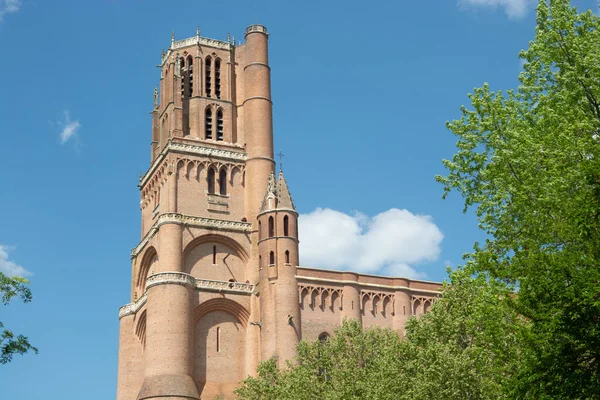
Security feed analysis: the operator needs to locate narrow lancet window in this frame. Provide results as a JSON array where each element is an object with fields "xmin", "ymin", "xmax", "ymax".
[
  {"xmin": 285, "ymin": 250, "xmax": 290, "ymax": 264},
  {"xmin": 269, "ymin": 251, "xmax": 275, "ymax": 265},
  {"xmin": 213, "ymin": 245, "xmax": 217, "ymax": 264},
  {"xmin": 283, "ymin": 215, "xmax": 289, "ymax": 236},
  {"xmin": 219, "ymin": 168, "xmax": 227, "ymax": 195},
  {"xmin": 207, "ymin": 168, "xmax": 215, "ymax": 194},
  {"xmin": 216, "ymin": 109, "xmax": 224, "ymax": 141},
  {"xmin": 180, "ymin": 57, "xmax": 185, "ymax": 98},
  {"xmin": 205, "ymin": 108, "xmax": 213, "ymax": 139},
  {"xmin": 205, "ymin": 57, "xmax": 212, "ymax": 97},
  {"xmin": 188, "ymin": 56, "xmax": 194, "ymax": 96},
  {"xmin": 216, "ymin": 327, "xmax": 220, "ymax": 352},
  {"xmin": 215, "ymin": 59, "xmax": 221, "ymax": 99},
  {"xmin": 268, "ymin": 216, "xmax": 274, "ymax": 237}
]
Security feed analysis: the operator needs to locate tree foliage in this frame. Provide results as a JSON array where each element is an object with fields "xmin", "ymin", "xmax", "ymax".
[
  {"xmin": 236, "ymin": 266, "xmax": 523, "ymax": 400},
  {"xmin": 436, "ymin": 0, "xmax": 600, "ymax": 397},
  {"xmin": 0, "ymin": 272, "xmax": 37, "ymax": 364}
]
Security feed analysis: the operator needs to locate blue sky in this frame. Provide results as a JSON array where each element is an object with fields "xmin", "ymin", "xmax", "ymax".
[{"xmin": 0, "ymin": 0, "xmax": 597, "ymax": 398}]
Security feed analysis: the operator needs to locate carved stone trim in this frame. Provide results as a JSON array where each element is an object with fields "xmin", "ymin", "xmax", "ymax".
[
  {"xmin": 119, "ymin": 293, "xmax": 147, "ymax": 319},
  {"xmin": 295, "ymin": 275, "xmax": 441, "ymax": 295},
  {"xmin": 161, "ymin": 36, "xmax": 231, "ymax": 66},
  {"xmin": 131, "ymin": 213, "xmax": 252, "ymax": 258},
  {"xmin": 196, "ymin": 278, "xmax": 254, "ymax": 294},
  {"xmin": 118, "ymin": 277, "xmax": 254, "ymax": 319},
  {"xmin": 146, "ymin": 272, "xmax": 196, "ymax": 290},
  {"xmin": 140, "ymin": 140, "xmax": 247, "ymax": 188},
  {"xmin": 169, "ymin": 142, "xmax": 247, "ymax": 162}
]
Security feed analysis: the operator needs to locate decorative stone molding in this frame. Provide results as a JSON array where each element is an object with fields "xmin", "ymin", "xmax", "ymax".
[
  {"xmin": 131, "ymin": 226, "xmax": 159, "ymax": 259},
  {"xmin": 140, "ymin": 140, "xmax": 247, "ymax": 188},
  {"xmin": 146, "ymin": 272, "xmax": 197, "ymax": 290},
  {"xmin": 119, "ymin": 293, "xmax": 147, "ymax": 319},
  {"xmin": 295, "ymin": 274, "xmax": 441, "ymax": 295},
  {"xmin": 169, "ymin": 141, "xmax": 247, "ymax": 162},
  {"xmin": 159, "ymin": 213, "xmax": 251, "ymax": 231},
  {"xmin": 196, "ymin": 278, "xmax": 254, "ymax": 294},
  {"xmin": 118, "ymin": 277, "xmax": 254, "ymax": 319},
  {"xmin": 245, "ymin": 25, "xmax": 268, "ymax": 35},
  {"xmin": 131, "ymin": 213, "xmax": 252, "ymax": 258},
  {"xmin": 163, "ymin": 36, "xmax": 230, "ymax": 65}
]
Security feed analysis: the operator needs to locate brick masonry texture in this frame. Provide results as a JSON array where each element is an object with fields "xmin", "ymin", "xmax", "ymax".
[{"xmin": 116, "ymin": 25, "xmax": 442, "ymax": 400}]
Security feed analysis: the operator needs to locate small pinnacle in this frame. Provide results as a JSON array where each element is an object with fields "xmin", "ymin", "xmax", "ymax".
[
  {"xmin": 227, "ymin": 32, "xmax": 231, "ymax": 43},
  {"xmin": 196, "ymin": 25, "xmax": 200, "ymax": 36},
  {"xmin": 232, "ymin": 35, "xmax": 236, "ymax": 45},
  {"xmin": 139, "ymin": 172, "xmax": 142, "ymax": 181},
  {"xmin": 161, "ymin": 48, "xmax": 165, "ymax": 58},
  {"xmin": 171, "ymin": 31, "xmax": 175, "ymax": 44}
]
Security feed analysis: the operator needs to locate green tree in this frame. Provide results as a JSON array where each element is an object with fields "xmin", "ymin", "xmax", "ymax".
[
  {"xmin": 236, "ymin": 266, "xmax": 523, "ymax": 400},
  {"xmin": 1, "ymin": 272, "xmax": 37, "ymax": 364},
  {"xmin": 436, "ymin": 0, "xmax": 600, "ymax": 397},
  {"xmin": 401, "ymin": 265, "xmax": 523, "ymax": 400}
]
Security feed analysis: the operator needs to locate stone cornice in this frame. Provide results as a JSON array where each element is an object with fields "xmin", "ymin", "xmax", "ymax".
[
  {"xmin": 170, "ymin": 141, "xmax": 247, "ymax": 162},
  {"xmin": 131, "ymin": 213, "xmax": 252, "ymax": 258},
  {"xmin": 161, "ymin": 35, "xmax": 232, "ymax": 67},
  {"xmin": 295, "ymin": 275, "xmax": 441, "ymax": 295},
  {"xmin": 118, "ymin": 293, "xmax": 147, "ymax": 319},
  {"xmin": 140, "ymin": 140, "xmax": 247, "ymax": 188},
  {"xmin": 196, "ymin": 278, "xmax": 254, "ymax": 294},
  {"xmin": 118, "ymin": 276, "xmax": 254, "ymax": 319},
  {"xmin": 146, "ymin": 271, "xmax": 197, "ymax": 290}
]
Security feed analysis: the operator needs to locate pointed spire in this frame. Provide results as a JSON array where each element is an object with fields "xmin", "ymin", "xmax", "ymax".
[
  {"xmin": 276, "ymin": 170, "xmax": 296, "ymax": 211},
  {"xmin": 171, "ymin": 31, "xmax": 175, "ymax": 47},
  {"xmin": 258, "ymin": 170, "xmax": 296, "ymax": 213},
  {"xmin": 227, "ymin": 32, "xmax": 231, "ymax": 44},
  {"xmin": 196, "ymin": 25, "xmax": 201, "ymax": 37},
  {"xmin": 259, "ymin": 171, "xmax": 277, "ymax": 213}
]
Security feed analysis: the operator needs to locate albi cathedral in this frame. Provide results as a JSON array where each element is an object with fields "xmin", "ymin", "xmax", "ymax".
[{"xmin": 116, "ymin": 25, "xmax": 441, "ymax": 400}]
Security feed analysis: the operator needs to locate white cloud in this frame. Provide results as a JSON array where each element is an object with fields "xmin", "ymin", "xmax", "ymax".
[
  {"xmin": 0, "ymin": 0, "xmax": 20, "ymax": 22},
  {"xmin": 0, "ymin": 245, "xmax": 31, "ymax": 277},
  {"xmin": 459, "ymin": 0, "xmax": 534, "ymax": 19},
  {"xmin": 59, "ymin": 111, "xmax": 81, "ymax": 144},
  {"xmin": 299, "ymin": 208, "xmax": 444, "ymax": 279}
]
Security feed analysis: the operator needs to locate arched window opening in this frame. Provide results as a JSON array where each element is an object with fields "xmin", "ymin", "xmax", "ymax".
[
  {"xmin": 269, "ymin": 251, "xmax": 275, "ymax": 265},
  {"xmin": 283, "ymin": 215, "xmax": 289, "ymax": 236},
  {"xmin": 285, "ymin": 250, "xmax": 290, "ymax": 264},
  {"xmin": 207, "ymin": 168, "xmax": 215, "ymax": 194},
  {"xmin": 180, "ymin": 57, "xmax": 185, "ymax": 98},
  {"xmin": 216, "ymin": 109, "xmax": 224, "ymax": 141},
  {"xmin": 215, "ymin": 59, "xmax": 221, "ymax": 99},
  {"xmin": 212, "ymin": 245, "xmax": 217, "ymax": 264},
  {"xmin": 318, "ymin": 333, "xmax": 330, "ymax": 343},
  {"xmin": 216, "ymin": 327, "xmax": 220, "ymax": 352},
  {"xmin": 268, "ymin": 216, "xmax": 274, "ymax": 237},
  {"xmin": 205, "ymin": 57, "xmax": 212, "ymax": 97},
  {"xmin": 259, "ymin": 255, "xmax": 262, "ymax": 269},
  {"xmin": 219, "ymin": 168, "xmax": 227, "ymax": 195},
  {"xmin": 205, "ymin": 108, "xmax": 213, "ymax": 139},
  {"xmin": 187, "ymin": 56, "xmax": 194, "ymax": 95},
  {"xmin": 258, "ymin": 221, "xmax": 262, "ymax": 240}
]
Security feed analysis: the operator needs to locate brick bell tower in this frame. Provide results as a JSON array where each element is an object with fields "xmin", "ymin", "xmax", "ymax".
[{"xmin": 116, "ymin": 24, "xmax": 300, "ymax": 400}]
